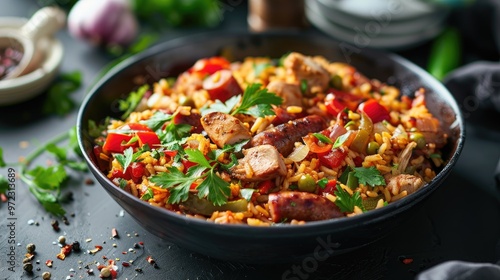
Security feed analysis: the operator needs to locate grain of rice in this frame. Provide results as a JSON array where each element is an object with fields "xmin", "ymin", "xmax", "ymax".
[
  {"xmin": 287, "ymin": 106, "xmax": 303, "ymax": 114},
  {"xmin": 255, "ymin": 205, "xmax": 270, "ymax": 217},
  {"xmin": 251, "ymin": 117, "xmax": 265, "ymax": 133},
  {"xmin": 153, "ymin": 166, "xmax": 167, "ymax": 173},
  {"xmin": 366, "ymin": 190, "xmax": 379, "ymax": 198},
  {"xmin": 340, "ymin": 184, "xmax": 353, "ymax": 195},
  {"xmin": 375, "ymin": 199, "xmax": 385, "ymax": 209},
  {"xmin": 378, "ymin": 142, "xmax": 387, "ymax": 155},
  {"xmin": 365, "ymin": 154, "xmax": 383, "ymax": 162},
  {"xmin": 391, "ymin": 190, "xmax": 408, "ymax": 202},
  {"xmin": 382, "ymin": 187, "xmax": 391, "ymax": 202},
  {"xmin": 320, "ymin": 166, "xmax": 337, "ymax": 177}
]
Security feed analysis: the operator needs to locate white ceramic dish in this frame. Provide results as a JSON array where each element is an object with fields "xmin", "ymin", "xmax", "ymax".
[
  {"xmin": 306, "ymin": 1, "xmax": 444, "ymax": 50},
  {"xmin": 0, "ymin": 17, "xmax": 63, "ymax": 105},
  {"xmin": 313, "ymin": 0, "xmax": 449, "ymax": 35},
  {"xmin": 317, "ymin": 0, "xmax": 440, "ymax": 21}
]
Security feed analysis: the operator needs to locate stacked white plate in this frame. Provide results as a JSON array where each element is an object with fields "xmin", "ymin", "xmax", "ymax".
[{"xmin": 306, "ymin": 0, "xmax": 451, "ymax": 50}]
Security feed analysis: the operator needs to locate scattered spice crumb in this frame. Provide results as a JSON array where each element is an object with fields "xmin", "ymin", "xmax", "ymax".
[
  {"xmin": 27, "ymin": 219, "xmax": 35, "ymax": 225},
  {"xmin": 51, "ymin": 220, "xmax": 60, "ymax": 232},
  {"xmin": 42, "ymin": 271, "xmax": 51, "ymax": 280},
  {"xmin": 72, "ymin": 241, "xmax": 81, "ymax": 252},
  {"xmin": 62, "ymin": 216, "xmax": 70, "ymax": 225},
  {"xmin": 112, "ymin": 228, "xmax": 119, "ymax": 238},
  {"xmin": 122, "ymin": 261, "xmax": 130, "ymax": 267},
  {"xmin": 84, "ymin": 178, "xmax": 95, "ymax": 185},
  {"xmin": 135, "ymin": 268, "xmax": 143, "ymax": 273},
  {"xmin": 56, "ymin": 245, "xmax": 73, "ymax": 260},
  {"xmin": 46, "ymin": 260, "xmax": 53, "ymax": 267},
  {"xmin": 26, "ymin": 243, "xmax": 36, "ymax": 254},
  {"xmin": 112, "ymin": 243, "xmax": 117, "ymax": 248},
  {"xmin": 85, "ymin": 238, "xmax": 92, "ymax": 243},
  {"xmin": 146, "ymin": 256, "xmax": 158, "ymax": 268},
  {"xmin": 23, "ymin": 262, "xmax": 33, "ymax": 273},
  {"xmin": 58, "ymin": 236, "xmax": 66, "ymax": 245}
]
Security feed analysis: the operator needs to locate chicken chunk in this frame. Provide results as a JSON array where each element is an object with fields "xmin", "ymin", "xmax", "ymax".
[
  {"xmin": 266, "ymin": 81, "xmax": 303, "ymax": 107},
  {"xmin": 230, "ymin": 145, "xmax": 287, "ymax": 182},
  {"xmin": 284, "ymin": 52, "xmax": 330, "ymax": 94},
  {"xmin": 386, "ymin": 174, "xmax": 424, "ymax": 196},
  {"xmin": 201, "ymin": 112, "xmax": 251, "ymax": 148}
]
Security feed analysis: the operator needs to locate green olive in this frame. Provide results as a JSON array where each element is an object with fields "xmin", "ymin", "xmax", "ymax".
[
  {"xmin": 298, "ymin": 174, "xmax": 316, "ymax": 193},
  {"xmin": 410, "ymin": 132, "xmax": 426, "ymax": 149},
  {"xmin": 367, "ymin": 141, "xmax": 380, "ymax": 155},
  {"xmin": 179, "ymin": 96, "xmax": 195, "ymax": 107}
]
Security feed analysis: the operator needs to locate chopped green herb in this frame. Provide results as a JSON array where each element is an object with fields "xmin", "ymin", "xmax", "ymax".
[
  {"xmin": 140, "ymin": 111, "xmax": 173, "ymax": 131},
  {"xmin": 290, "ymin": 201, "xmax": 297, "ymax": 207},
  {"xmin": 202, "ymin": 83, "xmax": 282, "ymax": 118},
  {"xmin": 317, "ymin": 178, "xmax": 329, "ymax": 189},
  {"xmin": 313, "ymin": 133, "xmax": 333, "ymax": 144},
  {"xmin": 353, "ymin": 166, "xmax": 386, "ymax": 187},
  {"xmin": 429, "ymin": 153, "xmax": 442, "ymax": 159},
  {"xmin": 46, "ymin": 143, "xmax": 67, "ymax": 162},
  {"xmin": 140, "ymin": 188, "xmax": 154, "ymax": 201},
  {"xmin": 114, "ymin": 147, "xmax": 140, "ymax": 172},
  {"xmin": 27, "ymin": 165, "xmax": 67, "ymax": 191},
  {"xmin": 123, "ymin": 136, "xmax": 139, "ymax": 146},
  {"xmin": 338, "ymin": 166, "xmax": 351, "ymax": 185},
  {"xmin": 334, "ymin": 187, "xmax": 365, "ymax": 213},
  {"xmin": 151, "ymin": 140, "xmax": 249, "ymax": 206},
  {"xmin": 119, "ymin": 84, "xmax": 149, "ymax": 119}
]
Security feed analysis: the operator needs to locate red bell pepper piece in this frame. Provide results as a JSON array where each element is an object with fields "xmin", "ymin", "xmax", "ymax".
[
  {"xmin": 319, "ymin": 179, "xmax": 337, "ymax": 195},
  {"xmin": 102, "ymin": 133, "xmax": 134, "ymax": 153},
  {"xmin": 257, "ymin": 180, "xmax": 274, "ymax": 194},
  {"xmin": 303, "ymin": 134, "xmax": 332, "ymax": 154},
  {"xmin": 190, "ymin": 57, "xmax": 231, "ymax": 76},
  {"xmin": 136, "ymin": 131, "xmax": 160, "ymax": 148},
  {"xmin": 358, "ymin": 99, "xmax": 390, "ymax": 123},
  {"xmin": 318, "ymin": 148, "xmax": 347, "ymax": 169}
]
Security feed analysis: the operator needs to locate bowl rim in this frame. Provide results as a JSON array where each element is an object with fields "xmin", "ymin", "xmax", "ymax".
[{"xmin": 77, "ymin": 31, "xmax": 465, "ymax": 235}]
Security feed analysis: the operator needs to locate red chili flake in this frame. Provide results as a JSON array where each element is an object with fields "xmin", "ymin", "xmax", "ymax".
[
  {"xmin": 110, "ymin": 268, "xmax": 118, "ymax": 278},
  {"xmin": 122, "ymin": 251, "xmax": 127, "ymax": 255},
  {"xmin": 56, "ymin": 245, "xmax": 73, "ymax": 260},
  {"xmin": 122, "ymin": 262, "xmax": 130, "ymax": 267},
  {"xmin": 138, "ymin": 241, "xmax": 144, "ymax": 246},
  {"xmin": 51, "ymin": 220, "xmax": 60, "ymax": 232},
  {"xmin": 85, "ymin": 178, "xmax": 95, "ymax": 185},
  {"xmin": 402, "ymin": 258, "xmax": 413, "ymax": 265},
  {"xmin": 146, "ymin": 256, "xmax": 158, "ymax": 268},
  {"xmin": 89, "ymin": 245, "xmax": 103, "ymax": 255},
  {"xmin": 111, "ymin": 228, "xmax": 119, "ymax": 238},
  {"xmin": 102, "ymin": 255, "xmax": 107, "ymax": 260},
  {"xmin": 45, "ymin": 260, "xmax": 53, "ymax": 267}
]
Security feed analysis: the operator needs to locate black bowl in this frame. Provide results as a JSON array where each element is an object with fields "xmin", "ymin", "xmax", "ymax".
[{"xmin": 77, "ymin": 32, "xmax": 464, "ymax": 263}]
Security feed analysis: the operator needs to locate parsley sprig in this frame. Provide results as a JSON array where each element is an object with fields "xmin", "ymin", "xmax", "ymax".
[
  {"xmin": 334, "ymin": 187, "xmax": 365, "ymax": 213},
  {"xmin": 201, "ymin": 83, "xmax": 282, "ymax": 117},
  {"xmin": 0, "ymin": 127, "xmax": 87, "ymax": 216},
  {"xmin": 150, "ymin": 140, "xmax": 248, "ymax": 206}
]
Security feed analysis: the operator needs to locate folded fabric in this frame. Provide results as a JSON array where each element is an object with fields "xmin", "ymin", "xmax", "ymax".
[
  {"xmin": 444, "ymin": 61, "xmax": 500, "ymax": 113},
  {"xmin": 417, "ymin": 260, "xmax": 500, "ymax": 280}
]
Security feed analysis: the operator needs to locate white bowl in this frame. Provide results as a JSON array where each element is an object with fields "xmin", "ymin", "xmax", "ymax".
[{"xmin": 0, "ymin": 17, "xmax": 63, "ymax": 105}]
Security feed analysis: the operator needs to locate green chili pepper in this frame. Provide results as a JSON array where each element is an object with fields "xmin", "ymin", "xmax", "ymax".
[{"xmin": 427, "ymin": 27, "xmax": 461, "ymax": 81}]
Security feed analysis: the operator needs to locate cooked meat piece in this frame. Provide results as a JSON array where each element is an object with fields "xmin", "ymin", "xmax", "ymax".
[
  {"xmin": 268, "ymin": 191, "xmax": 344, "ymax": 222},
  {"xmin": 250, "ymin": 115, "xmax": 327, "ymax": 156},
  {"xmin": 416, "ymin": 117, "xmax": 448, "ymax": 148},
  {"xmin": 266, "ymin": 81, "xmax": 303, "ymax": 107},
  {"xmin": 173, "ymin": 110, "xmax": 203, "ymax": 134},
  {"xmin": 270, "ymin": 107, "xmax": 304, "ymax": 126},
  {"xmin": 386, "ymin": 174, "xmax": 424, "ymax": 196},
  {"xmin": 201, "ymin": 112, "xmax": 251, "ymax": 148},
  {"xmin": 230, "ymin": 145, "xmax": 287, "ymax": 182},
  {"xmin": 284, "ymin": 52, "xmax": 330, "ymax": 94}
]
